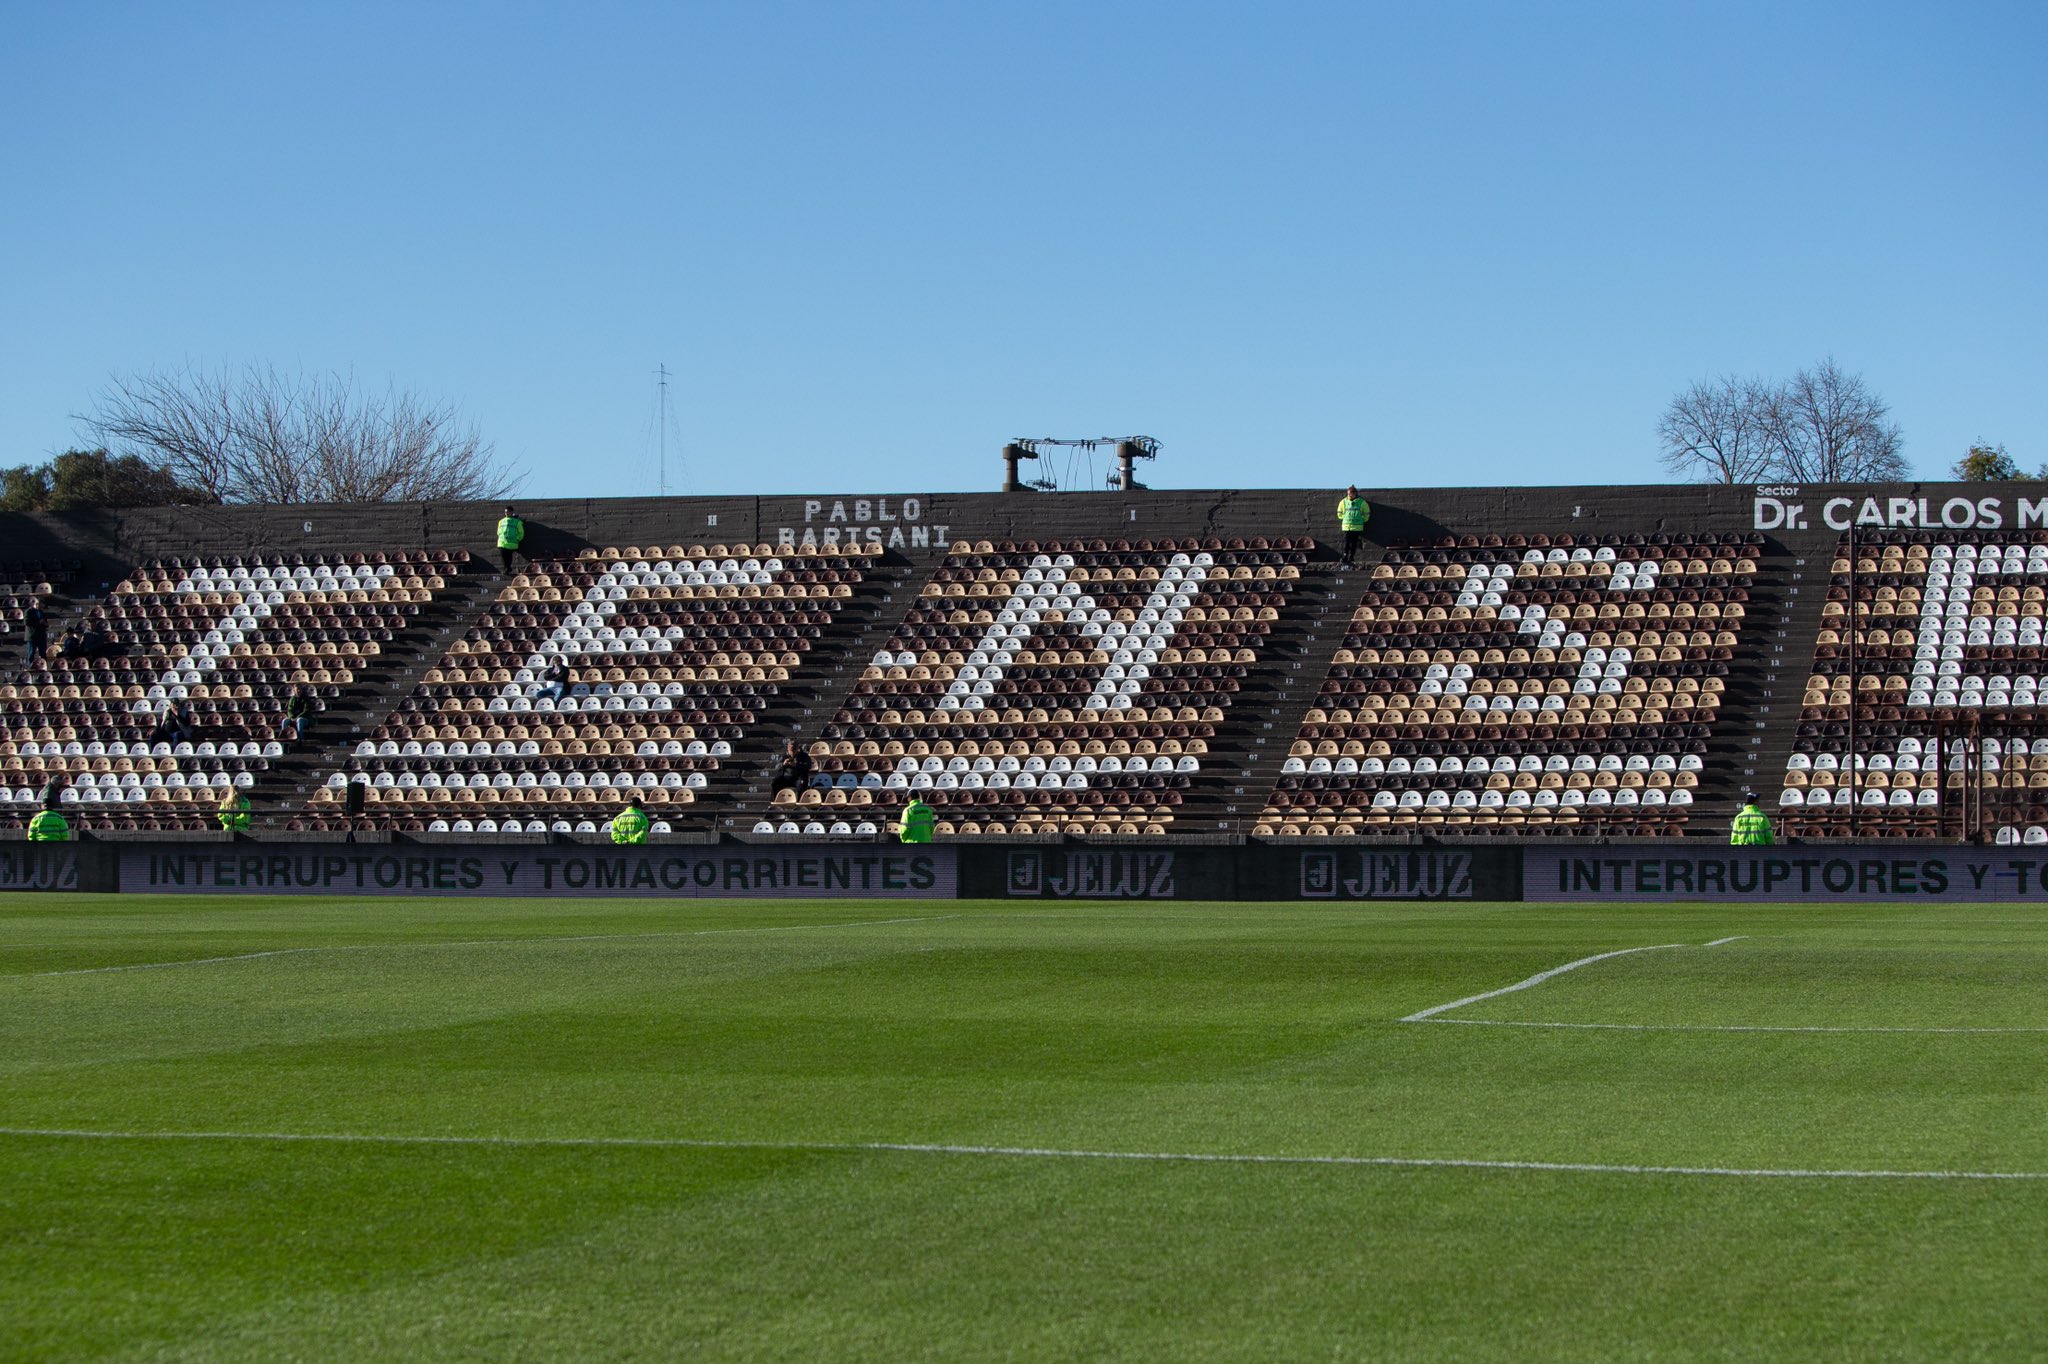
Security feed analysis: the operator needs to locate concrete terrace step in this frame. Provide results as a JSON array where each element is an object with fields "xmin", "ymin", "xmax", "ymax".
[{"xmin": 1175, "ymin": 552, "xmax": 1379, "ymax": 835}]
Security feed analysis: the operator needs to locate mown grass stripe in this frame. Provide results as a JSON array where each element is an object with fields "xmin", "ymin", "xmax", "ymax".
[{"xmin": 2, "ymin": 1126, "xmax": 2043, "ymax": 1181}]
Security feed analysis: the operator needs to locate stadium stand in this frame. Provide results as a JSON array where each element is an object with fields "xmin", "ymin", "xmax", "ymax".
[
  {"xmin": 0, "ymin": 552, "xmax": 456, "ymax": 832},
  {"xmin": 0, "ymin": 560, "xmax": 74, "ymax": 655},
  {"xmin": 773, "ymin": 536, "xmax": 1315, "ymax": 837},
  {"xmin": 14, "ymin": 483, "xmax": 2046, "ymax": 847},
  {"xmin": 1780, "ymin": 530, "xmax": 2048, "ymax": 843},
  {"xmin": 1254, "ymin": 530, "xmax": 1763, "ymax": 836},
  {"xmin": 306, "ymin": 542, "xmax": 878, "ymax": 836}
]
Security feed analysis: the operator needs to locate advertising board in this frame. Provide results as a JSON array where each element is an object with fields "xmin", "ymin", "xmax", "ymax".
[
  {"xmin": 0, "ymin": 847, "xmax": 79, "ymax": 891},
  {"xmin": 1525, "ymin": 847, "xmax": 2048, "ymax": 903},
  {"xmin": 120, "ymin": 845, "xmax": 956, "ymax": 898}
]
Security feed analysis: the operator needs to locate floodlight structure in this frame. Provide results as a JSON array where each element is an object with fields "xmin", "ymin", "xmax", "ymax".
[{"xmin": 1001, "ymin": 437, "xmax": 1159, "ymax": 493}]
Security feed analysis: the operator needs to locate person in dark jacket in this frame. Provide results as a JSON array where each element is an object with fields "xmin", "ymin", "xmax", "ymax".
[
  {"xmin": 152, "ymin": 700, "xmax": 196, "ymax": 747},
  {"xmin": 23, "ymin": 605, "xmax": 47, "ymax": 667},
  {"xmin": 770, "ymin": 740, "xmax": 814, "ymax": 796},
  {"xmin": 537, "ymin": 657, "xmax": 570, "ymax": 704},
  {"xmin": 280, "ymin": 686, "xmax": 314, "ymax": 744}
]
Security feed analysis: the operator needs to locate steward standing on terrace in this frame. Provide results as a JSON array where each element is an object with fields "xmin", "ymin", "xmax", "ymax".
[
  {"xmin": 1729, "ymin": 794, "xmax": 1774, "ymax": 846},
  {"xmin": 898, "ymin": 797, "xmax": 935, "ymax": 844},
  {"xmin": 611, "ymin": 796, "xmax": 650, "ymax": 845},
  {"xmin": 216, "ymin": 788, "xmax": 252, "ymax": 834},
  {"xmin": 1336, "ymin": 486, "xmax": 1370, "ymax": 568},
  {"xmin": 27, "ymin": 800, "xmax": 69, "ymax": 842},
  {"xmin": 496, "ymin": 506, "xmax": 526, "ymax": 575}
]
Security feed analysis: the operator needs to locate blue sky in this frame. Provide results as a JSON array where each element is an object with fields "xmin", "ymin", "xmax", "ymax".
[{"xmin": 3, "ymin": 2, "xmax": 2041, "ymax": 498}]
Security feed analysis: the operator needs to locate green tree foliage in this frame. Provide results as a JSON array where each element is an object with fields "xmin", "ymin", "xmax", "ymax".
[
  {"xmin": 1950, "ymin": 443, "xmax": 2035, "ymax": 481},
  {"xmin": 0, "ymin": 448, "xmax": 214, "ymax": 512}
]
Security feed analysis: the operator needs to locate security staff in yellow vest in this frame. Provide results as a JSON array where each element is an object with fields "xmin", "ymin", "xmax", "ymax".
[
  {"xmin": 217, "ymin": 789, "xmax": 253, "ymax": 834},
  {"xmin": 898, "ymin": 797, "xmax": 936, "ymax": 844},
  {"xmin": 496, "ymin": 506, "xmax": 526, "ymax": 575},
  {"xmin": 27, "ymin": 804, "xmax": 70, "ymax": 842},
  {"xmin": 1730, "ymin": 794, "xmax": 1775, "ymax": 846},
  {"xmin": 610, "ymin": 796, "xmax": 650, "ymax": 845},
  {"xmin": 1336, "ymin": 486, "xmax": 1370, "ymax": 568}
]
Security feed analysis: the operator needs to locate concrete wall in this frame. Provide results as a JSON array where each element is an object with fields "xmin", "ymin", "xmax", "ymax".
[{"xmin": 13, "ymin": 479, "xmax": 2033, "ymax": 587}]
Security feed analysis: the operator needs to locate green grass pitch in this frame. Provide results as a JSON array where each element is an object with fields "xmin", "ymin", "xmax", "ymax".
[{"xmin": 4, "ymin": 894, "xmax": 2046, "ymax": 1361}]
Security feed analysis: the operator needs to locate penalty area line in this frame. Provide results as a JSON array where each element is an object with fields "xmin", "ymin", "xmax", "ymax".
[
  {"xmin": 0, "ymin": 1125, "xmax": 2041, "ymax": 1182},
  {"xmin": 1400, "ymin": 943, "xmax": 1688, "ymax": 1022}
]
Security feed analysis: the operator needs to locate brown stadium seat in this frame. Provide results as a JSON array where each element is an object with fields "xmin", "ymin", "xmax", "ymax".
[
  {"xmin": 1780, "ymin": 531, "xmax": 2048, "ymax": 843},
  {"xmin": 0, "ymin": 553, "xmax": 452, "ymax": 831},
  {"xmin": 811, "ymin": 537, "xmax": 1314, "ymax": 835},
  {"xmin": 315, "ymin": 543, "xmax": 879, "ymax": 835},
  {"xmin": 1254, "ymin": 532, "xmax": 1764, "ymax": 836}
]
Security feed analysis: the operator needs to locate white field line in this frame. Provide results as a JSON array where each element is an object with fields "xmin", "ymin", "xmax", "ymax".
[
  {"xmin": 1423, "ymin": 1018, "xmax": 2048, "ymax": 1035},
  {"xmin": 8, "ymin": 914, "xmax": 960, "ymax": 979},
  {"xmin": 1400, "ymin": 944, "xmax": 1687, "ymax": 1022},
  {"xmin": 1405, "ymin": 934, "xmax": 2048, "ymax": 1034},
  {"xmin": 0, "ymin": 1125, "xmax": 2041, "ymax": 1182}
]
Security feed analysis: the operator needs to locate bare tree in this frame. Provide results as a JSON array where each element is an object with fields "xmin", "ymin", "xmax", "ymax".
[
  {"xmin": 79, "ymin": 364, "xmax": 520, "ymax": 504},
  {"xmin": 1759, "ymin": 357, "xmax": 1907, "ymax": 484},
  {"xmin": 1658, "ymin": 376, "xmax": 1776, "ymax": 484},
  {"xmin": 1657, "ymin": 358, "xmax": 1908, "ymax": 484}
]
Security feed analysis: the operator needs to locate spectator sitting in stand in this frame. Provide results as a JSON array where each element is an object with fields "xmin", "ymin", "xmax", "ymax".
[
  {"xmin": 76, "ymin": 625, "xmax": 115, "ymax": 660},
  {"xmin": 537, "ymin": 657, "xmax": 571, "ymax": 704},
  {"xmin": 769, "ymin": 740, "xmax": 814, "ymax": 797},
  {"xmin": 151, "ymin": 700, "xmax": 196, "ymax": 748},
  {"xmin": 280, "ymin": 685, "xmax": 314, "ymax": 744}
]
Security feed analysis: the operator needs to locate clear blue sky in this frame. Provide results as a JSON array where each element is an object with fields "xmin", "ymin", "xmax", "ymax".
[{"xmin": 4, "ymin": 2, "xmax": 2042, "ymax": 498}]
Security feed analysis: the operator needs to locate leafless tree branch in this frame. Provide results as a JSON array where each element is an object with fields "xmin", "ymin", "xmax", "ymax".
[
  {"xmin": 77, "ymin": 363, "xmax": 522, "ymax": 504},
  {"xmin": 1658, "ymin": 375, "xmax": 1776, "ymax": 484},
  {"xmin": 1658, "ymin": 358, "xmax": 1907, "ymax": 484},
  {"xmin": 1759, "ymin": 357, "xmax": 1907, "ymax": 483}
]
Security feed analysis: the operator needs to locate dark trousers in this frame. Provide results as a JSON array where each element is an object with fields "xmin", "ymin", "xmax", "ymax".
[
  {"xmin": 1341, "ymin": 530, "xmax": 1364, "ymax": 565},
  {"xmin": 499, "ymin": 547, "xmax": 519, "ymax": 575}
]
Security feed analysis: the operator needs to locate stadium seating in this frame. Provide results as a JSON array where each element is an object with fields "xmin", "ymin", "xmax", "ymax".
[
  {"xmin": 0, "ymin": 559, "xmax": 75, "ymax": 654},
  {"xmin": 34, "ymin": 486, "xmax": 2048, "ymax": 848},
  {"xmin": 0, "ymin": 552, "xmax": 455, "ymax": 831},
  {"xmin": 306, "ymin": 543, "xmax": 876, "ymax": 836},
  {"xmin": 1780, "ymin": 531, "xmax": 2048, "ymax": 842},
  {"xmin": 800, "ymin": 536, "xmax": 1313, "ymax": 837},
  {"xmin": 1254, "ymin": 531, "xmax": 1762, "ymax": 836}
]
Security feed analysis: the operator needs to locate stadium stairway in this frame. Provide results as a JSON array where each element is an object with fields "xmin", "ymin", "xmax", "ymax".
[
  {"xmin": 1715, "ymin": 539, "xmax": 1838, "ymax": 833},
  {"xmin": 716, "ymin": 553, "xmax": 935, "ymax": 831},
  {"xmin": 255, "ymin": 562, "xmax": 498, "ymax": 829},
  {"xmin": 1175, "ymin": 550, "xmax": 1385, "ymax": 836},
  {"xmin": 678, "ymin": 550, "xmax": 925, "ymax": 831}
]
